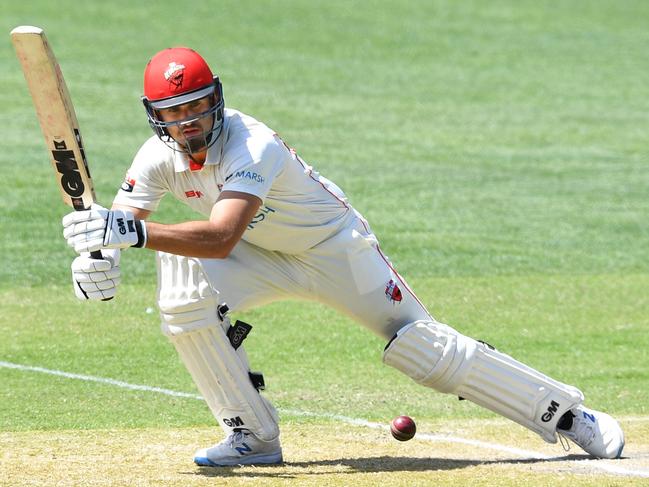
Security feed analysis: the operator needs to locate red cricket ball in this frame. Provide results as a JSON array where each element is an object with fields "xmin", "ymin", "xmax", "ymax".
[{"xmin": 390, "ymin": 415, "xmax": 416, "ymax": 441}]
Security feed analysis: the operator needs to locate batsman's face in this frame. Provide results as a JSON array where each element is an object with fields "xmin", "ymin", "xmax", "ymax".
[
  {"xmin": 157, "ymin": 95, "xmax": 216, "ymax": 156},
  {"xmin": 158, "ymin": 96, "xmax": 212, "ymax": 133}
]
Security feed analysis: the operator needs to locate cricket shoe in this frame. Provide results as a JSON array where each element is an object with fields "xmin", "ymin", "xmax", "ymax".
[
  {"xmin": 556, "ymin": 405, "xmax": 625, "ymax": 459},
  {"xmin": 193, "ymin": 429, "xmax": 283, "ymax": 467}
]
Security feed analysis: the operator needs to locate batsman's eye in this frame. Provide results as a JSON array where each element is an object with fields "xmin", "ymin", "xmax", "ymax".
[{"xmin": 163, "ymin": 106, "xmax": 180, "ymax": 114}]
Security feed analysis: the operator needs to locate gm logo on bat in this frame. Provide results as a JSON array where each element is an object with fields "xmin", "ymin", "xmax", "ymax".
[{"xmin": 51, "ymin": 139, "xmax": 85, "ymax": 198}]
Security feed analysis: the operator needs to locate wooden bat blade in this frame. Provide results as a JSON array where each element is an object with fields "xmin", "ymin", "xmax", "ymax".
[
  {"xmin": 11, "ymin": 26, "xmax": 111, "ymax": 293},
  {"xmin": 11, "ymin": 25, "xmax": 96, "ymax": 211}
]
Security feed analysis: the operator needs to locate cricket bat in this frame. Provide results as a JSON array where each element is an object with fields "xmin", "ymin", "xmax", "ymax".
[{"xmin": 11, "ymin": 26, "xmax": 105, "ymax": 261}]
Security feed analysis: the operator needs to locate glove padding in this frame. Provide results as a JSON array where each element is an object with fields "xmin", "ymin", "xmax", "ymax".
[
  {"xmin": 62, "ymin": 205, "xmax": 146, "ymax": 253},
  {"xmin": 71, "ymin": 249, "xmax": 121, "ymax": 300}
]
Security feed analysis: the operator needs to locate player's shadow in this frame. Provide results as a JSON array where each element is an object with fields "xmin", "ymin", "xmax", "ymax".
[{"xmin": 187, "ymin": 453, "xmax": 591, "ymax": 479}]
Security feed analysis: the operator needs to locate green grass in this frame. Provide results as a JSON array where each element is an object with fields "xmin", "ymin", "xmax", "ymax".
[
  {"xmin": 1, "ymin": 2, "xmax": 648, "ymax": 480},
  {"xmin": 1, "ymin": 272, "xmax": 648, "ymax": 431}
]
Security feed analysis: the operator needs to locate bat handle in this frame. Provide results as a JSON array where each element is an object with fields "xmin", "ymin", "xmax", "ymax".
[{"xmin": 89, "ymin": 249, "xmax": 114, "ymax": 301}]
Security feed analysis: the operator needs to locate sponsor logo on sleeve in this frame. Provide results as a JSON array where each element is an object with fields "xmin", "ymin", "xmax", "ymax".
[
  {"xmin": 226, "ymin": 170, "xmax": 265, "ymax": 184},
  {"xmin": 121, "ymin": 174, "xmax": 136, "ymax": 192}
]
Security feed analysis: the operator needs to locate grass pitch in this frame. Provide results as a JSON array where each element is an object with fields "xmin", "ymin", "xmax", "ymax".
[
  {"xmin": 3, "ymin": 420, "xmax": 649, "ymax": 486},
  {"xmin": 2, "ymin": 0, "xmax": 649, "ymax": 485}
]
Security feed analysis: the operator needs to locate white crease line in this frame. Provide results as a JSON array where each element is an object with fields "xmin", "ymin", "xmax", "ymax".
[
  {"xmin": 1, "ymin": 360, "xmax": 647, "ymax": 478},
  {"xmin": 0, "ymin": 361, "xmax": 203, "ymax": 400}
]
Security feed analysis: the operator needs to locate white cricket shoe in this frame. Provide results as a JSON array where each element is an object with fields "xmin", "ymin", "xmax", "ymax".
[
  {"xmin": 557, "ymin": 405, "xmax": 625, "ymax": 459},
  {"xmin": 193, "ymin": 429, "xmax": 283, "ymax": 467}
]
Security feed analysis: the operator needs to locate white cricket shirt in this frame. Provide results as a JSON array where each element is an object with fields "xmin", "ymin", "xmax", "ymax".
[{"xmin": 113, "ymin": 109, "xmax": 353, "ymax": 253}]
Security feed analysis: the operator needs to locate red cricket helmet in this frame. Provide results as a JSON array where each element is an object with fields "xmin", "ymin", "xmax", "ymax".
[{"xmin": 141, "ymin": 47, "xmax": 224, "ymax": 155}]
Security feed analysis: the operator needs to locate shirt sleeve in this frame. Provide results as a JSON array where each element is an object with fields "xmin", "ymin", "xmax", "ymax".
[
  {"xmin": 112, "ymin": 138, "xmax": 169, "ymax": 211},
  {"xmin": 220, "ymin": 133, "xmax": 287, "ymax": 202}
]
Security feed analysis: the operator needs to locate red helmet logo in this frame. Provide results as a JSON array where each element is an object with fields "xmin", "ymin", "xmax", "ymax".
[{"xmin": 164, "ymin": 62, "xmax": 185, "ymax": 89}]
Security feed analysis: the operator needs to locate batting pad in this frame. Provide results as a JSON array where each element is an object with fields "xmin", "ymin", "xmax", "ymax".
[
  {"xmin": 383, "ymin": 320, "xmax": 584, "ymax": 443},
  {"xmin": 157, "ymin": 252, "xmax": 279, "ymax": 441}
]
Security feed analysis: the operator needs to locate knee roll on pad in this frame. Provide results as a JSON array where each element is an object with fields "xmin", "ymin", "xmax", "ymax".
[
  {"xmin": 382, "ymin": 320, "xmax": 584, "ymax": 443},
  {"xmin": 157, "ymin": 252, "xmax": 279, "ymax": 441}
]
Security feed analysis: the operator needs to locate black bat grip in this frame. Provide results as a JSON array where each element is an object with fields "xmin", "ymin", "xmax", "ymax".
[{"xmin": 89, "ymin": 249, "xmax": 114, "ymax": 301}]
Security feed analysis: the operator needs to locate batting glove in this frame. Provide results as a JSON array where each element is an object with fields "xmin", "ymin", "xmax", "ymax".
[
  {"xmin": 71, "ymin": 249, "xmax": 121, "ymax": 300},
  {"xmin": 62, "ymin": 205, "xmax": 147, "ymax": 253}
]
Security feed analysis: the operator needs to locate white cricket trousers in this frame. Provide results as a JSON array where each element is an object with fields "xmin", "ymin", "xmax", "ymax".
[{"xmin": 157, "ymin": 212, "xmax": 431, "ymax": 340}]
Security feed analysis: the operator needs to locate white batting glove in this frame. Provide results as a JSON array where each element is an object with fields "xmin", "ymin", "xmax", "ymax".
[
  {"xmin": 62, "ymin": 205, "xmax": 147, "ymax": 253},
  {"xmin": 71, "ymin": 249, "xmax": 121, "ymax": 300}
]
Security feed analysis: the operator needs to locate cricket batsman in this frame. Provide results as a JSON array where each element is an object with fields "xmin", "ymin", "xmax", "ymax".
[{"xmin": 61, "ymin": 47, "xmax": 625, "ymax": 466}]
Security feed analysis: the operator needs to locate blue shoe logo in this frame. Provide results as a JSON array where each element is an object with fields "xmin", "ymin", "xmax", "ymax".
[
  {"xmin": 235, "ymin": 442, "xmax": 252, "ymax": 456},
  {"xmin": 582, "ymin": 411, "xmax": 596, "ymax": 423}
]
